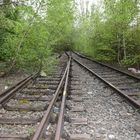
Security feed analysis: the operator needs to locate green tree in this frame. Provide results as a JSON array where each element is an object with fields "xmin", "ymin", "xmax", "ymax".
[{"xmin": 0, "ymin": 0, "xmax": 74, "ymax": 75}]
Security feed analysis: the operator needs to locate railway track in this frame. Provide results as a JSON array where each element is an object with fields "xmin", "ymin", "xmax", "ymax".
[
  {"xmin": 0, "ymin": 52, "xmax": 140, "ymax": 140},
  {"xmin": 72, "ymin": 52, "xmax": 140, "ymax": 109},
  {"xmin": 0, "ymin": 54, "xmax": 74, "ymax": 140}
]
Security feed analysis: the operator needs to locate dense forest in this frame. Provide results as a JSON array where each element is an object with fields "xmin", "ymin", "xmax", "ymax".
[{"xmin": 0, "ymin": 0, "xmax": 140, "ymax": 75}]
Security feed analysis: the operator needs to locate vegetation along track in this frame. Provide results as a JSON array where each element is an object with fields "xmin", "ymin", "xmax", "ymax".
[
  {"xmin": 72, "ymin": 52, "xmax": 140, "ymax": 109},
  {"xmin": 0, "ymin": 54, "xmax": 73, "ymax": 140}
]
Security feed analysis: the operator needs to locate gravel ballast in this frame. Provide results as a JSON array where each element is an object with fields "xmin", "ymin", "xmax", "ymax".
[{"xmin": 64, "ymin": 61, "xmax": 140, "ymax": 140}]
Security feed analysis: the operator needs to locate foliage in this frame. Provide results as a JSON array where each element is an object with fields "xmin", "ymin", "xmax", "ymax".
[
  {"xmin": 73, "ymin": 0, "xmax": 140, "ymax": 68},
  {"xmin": 95, "ymin": 48, "xmax": 116, "ymax": 62},
  {"xmin": 0, "ymin": 0, "xmax": 74, "ymax": 74},
  {"xmin": 1, "ymin": 0, "xmax": 140, "ymax": 74}
]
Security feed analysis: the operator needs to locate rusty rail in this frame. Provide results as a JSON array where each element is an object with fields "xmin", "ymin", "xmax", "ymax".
[
  {"xmin": 55, "ymin": 57, "xmax": 71, "ymax": 140},
  {"xmin": 73, "ymin": 57, "xmax": 140, "ymax": 108},
  {"xmin": 73, "ymin": 51, "xmax": 140, "ymax": 80},
  {"xmin": 31, "ymin": 58, "xmax": 71, "ymax": 140},
  {"xmin": 0, "ymin": 72, "xmax": 38, "ymax": 105},
  {"xmin": 0, "ymin": 75, "xmax": 31, "ymax": 97}
]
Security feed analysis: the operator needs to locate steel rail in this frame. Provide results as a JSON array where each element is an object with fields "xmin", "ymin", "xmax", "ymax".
[
  {"xmin": 73, "ymin": 51, "xmax": 140, "ymax": 81},
  {"xmin": 55, "ymin": 57, "xmax": 71, "ymax": 140},
  {"xmin": 73, "ymin": 57, "xmax": 140, "ymax": 108},
  {"xmin": 0, "ymin": 75, "xmax": 32, "ymax": 97},
  {"xmin": 31, "ymin": 58, "xmax": 70, "ymax": 140},
  {"xmin": 0, "ymin": 72, "xmax": 39, "ymax": 105}
]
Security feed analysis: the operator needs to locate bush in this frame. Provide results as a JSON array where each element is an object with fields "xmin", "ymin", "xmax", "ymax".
[{"xmin": 95, "ymin": 48, "xmax": 116, "ymax": 62}]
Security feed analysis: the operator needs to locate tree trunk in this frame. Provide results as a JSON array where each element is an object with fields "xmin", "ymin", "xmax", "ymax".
[
  {"xmin": 122, "ymin": 33, "xmax": 126, "ymax": 60},
  {"xmin": 117, "ymin": 34, "xmax": 121, "ymax": 65}
]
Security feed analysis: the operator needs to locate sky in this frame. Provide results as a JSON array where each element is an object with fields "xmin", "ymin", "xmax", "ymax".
[
  {"xmin": 76, "ymin": 0, "xmax": 100, "ymax": 5},
  {"xmin": 75, "ymin": 0, "xmax": 102, "ymax": 14}
]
